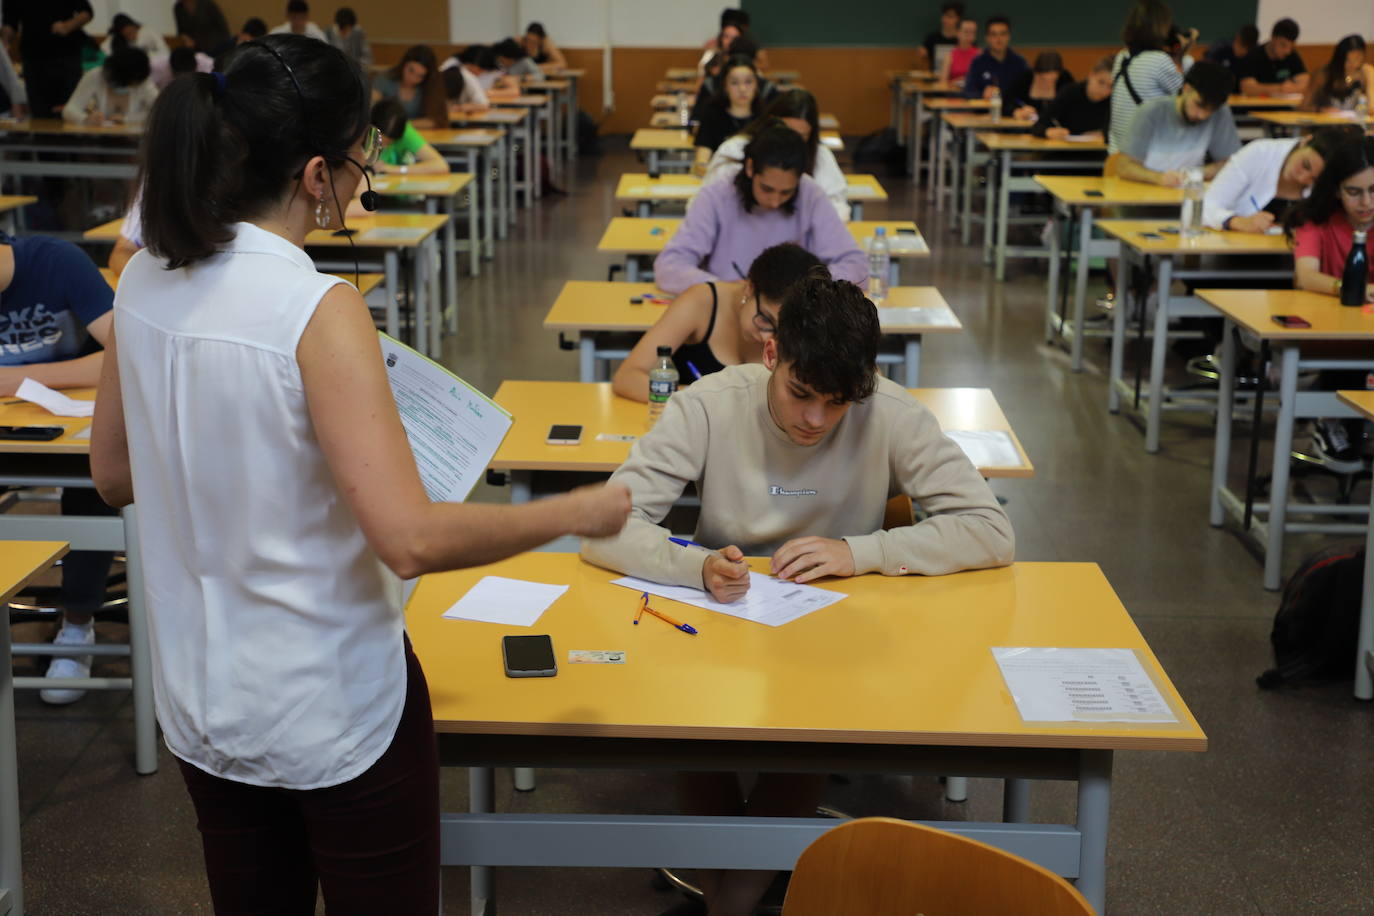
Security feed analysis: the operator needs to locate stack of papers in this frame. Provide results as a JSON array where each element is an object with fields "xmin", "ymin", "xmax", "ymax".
[{"xmin": 611, "ymin": 573, "xmax": 846, "ymax": 628}]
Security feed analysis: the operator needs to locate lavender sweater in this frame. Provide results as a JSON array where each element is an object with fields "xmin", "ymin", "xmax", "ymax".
[{"xmin": 653, "ymin": 175, "xmax": 868, "ymax": 294}]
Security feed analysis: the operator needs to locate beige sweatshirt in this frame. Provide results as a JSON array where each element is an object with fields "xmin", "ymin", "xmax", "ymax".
[{"xmin": 581, "ymin": 364, "xmax": 1015, "ymax": 588}]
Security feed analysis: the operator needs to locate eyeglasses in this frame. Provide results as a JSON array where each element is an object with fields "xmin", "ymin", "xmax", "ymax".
[
  {"xmin": 361, "ymin": 124, "xmax": 383, "ymax": 169},
  {"xmin": 750, "ymin": 294, "xmax": 777, "ymax": 335}
]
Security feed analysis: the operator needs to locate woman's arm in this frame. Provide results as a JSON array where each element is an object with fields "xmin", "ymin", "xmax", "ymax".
[
  {"xmin": 1294, "ymin": 254, "xmax": 1341, "ymax": 296},
  {"xmin": 408, "ymin": 141, "xmax": 450, "ymax": 175},
  {"xmin": 0, "ymin": 311, "xmax": 112, "ymax": 396},
  {"xmin": 611, "ymin": 285, "xmax": 711, "ymax": 401},
  {"xmin": 543, "ymin": 37, "xmax": 568, "ymax": 70},
  {"xmin": 298, "ymin": 284, "xmax": 631, "ymax": 579},
  {"xmin": 90, "ymin": 322, "xmax": 132, "ymax": 508}
]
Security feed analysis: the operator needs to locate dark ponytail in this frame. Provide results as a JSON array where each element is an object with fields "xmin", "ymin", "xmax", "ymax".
[{"xmin": 138, "ymin": 34, "xmax": 369, "ymax": 270}]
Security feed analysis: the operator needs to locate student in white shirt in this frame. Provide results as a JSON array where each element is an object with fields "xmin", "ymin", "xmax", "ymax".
[
  {"xmin": 270, "ymin": 0, "xmax": 327, "ymax": 43},
  {"xmin": 89, "ymin": 34, "xmax": 629, "ymax": 914},
  {"xmin": 1203, "ymin": 128, "xmax": 1350, "ymax": 232},
  {"xmin": 101, "ymin": 13, "xmax": 168, "ymax": 58},
  {"xmin": 62, "ymin": 49, "xmax": 159, "ymax": 126}
]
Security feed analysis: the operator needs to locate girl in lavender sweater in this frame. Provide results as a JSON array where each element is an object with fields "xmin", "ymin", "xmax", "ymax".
[{"xmin": 653, "ymin": 122, "xmax": 868, "ymax": 294}]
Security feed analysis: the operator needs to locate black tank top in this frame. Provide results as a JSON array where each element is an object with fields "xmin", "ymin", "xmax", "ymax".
[{"xmin": 672, "ymin": 282, "xmax": 728, "ymax": 382}]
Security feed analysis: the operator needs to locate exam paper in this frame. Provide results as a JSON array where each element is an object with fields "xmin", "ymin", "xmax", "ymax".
[
  {"xmin": 992, "ymin": 648, "xmax": 1177, "ymax": 723},
  {"xmin": 945, "ymin": 430, "xmax": 1021, "ymax": 468},
  {"xmin": 361, "ymin": 226, "xmax": 431, "ymax": 242},
  {"xmin": 442, "ymin": 576, "xmax": 568, "ymax": 626},
  {"xmin": 878, "ymin": 306, "xmax": 959, "ymax": 328},
  {"xmin": 15, "ymin": 378, "xmax": 94, "ymax": 417},
  {"xmin": 611, "ymin": 573, "xmax": 846, "ymax": 627},
  {"xmin": 846, "ymin": 184, "xmax": 880, "ymax": 198},
  {"xmin": 1064, "ymin": 134, "xmax": 1098, "ymax": 143},
  {"xmin": 880, "ymin": 235, "xmax": 928, "ymax": 254},
  {"xmin": 379, "ymin": 333, "xmax": 512, "ymax": 503}
]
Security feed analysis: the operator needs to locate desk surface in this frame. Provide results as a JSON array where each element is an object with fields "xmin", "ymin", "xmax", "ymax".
[
  {"xmin": 100, "ymin": 267, "xmax": 383, "ymax": 297},
  {"xmin": 543, "ymin": 281, "xmax": 959, "ymax": 335},
  {"xmin": 926, "ymin": 98, "xmax": 992, "ymax": 111},
  {"xmin": 899, "ymin": 79, "xmax": 961, "ymax": 94},
  {"xmin": 0, "ymin": 117, "xmax": 141, "ymax": 138},
  {"xmin": 977, "ymin": 132, "xmax": 1107, "ymax": 152},
  {"xmin": 523, "ymin": 78, "xmax": 572, "ymax": 91},
  {"xmin": 419, "ymin": 128, "xmax": 504, "ymax": 148},
  {"xmin": 631, "ymin": 128, "xmax": 694, "ymax": 151},
  {"xmin": 0, "ymin": 541, "xmax": 69, "ymax": 605},
  {"xmin": 1337, "ymin": 389, "xmax": 1374, "ymax": 421},
  {"xmin": 1252, "ymin": 111, "xmax": 1373, "ymax": 127},
  {"xmin": 407, "ymin": 554, "xmax": 1203, "ymax": 750},
  {"xmin": 1227, "ymin": 94, "xmax": 1302, "ymax": 109},
  {"xmin": 1097, "ymin": 220, "xmax": 1291, "ymax": 254},
  {"xmin": 303, "ymin": 213, "xmax": 448, "ymax": 248},
  {"xmin": 614, "ymin": 173, "xmax": 888, "ymax": 204},
  {"xmin": 0, "ymin": 387, "xmax": 94, "ymax": 454},
  {"xmin": 1034, "ymin": 175, "xmax": 1183, "ymax": 206},
  {"xmin": 450, "ymin": 108, "xmax": 529, "ymax": 126},
  {"xmin": 490, "ymin": 382, "xmax": 1030, "ymax": 477},
  {"xmin": 1196, "ymin": 289, "xmax": 1374, "ymax": 340},
  {"xmin": 369, "ymin": 172, "xmax": 474, "ymax": 197},
  {"xmin": 495, "ymin": 95, "xmax": 550, "ymax": 107},
  {"xmin": 651, "ymin": 94, "xmax": 685, "ymax": 109},
  {"xmin": 665, "ymin": 67, "xmax": 696, "ymax": 80},
  {"xmin": 0, "ymin": 194, "xmax": 35, "ymax": 212},
  {"xmin": 597, "ymin": 218, "xmax": 928, "ymax": 258},
  {"xmin": 942, "ymin": 112, "xmax": 1032, "ymax": 130}
]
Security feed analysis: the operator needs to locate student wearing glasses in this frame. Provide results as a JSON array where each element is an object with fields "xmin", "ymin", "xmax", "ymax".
[
  {"xmin": 89, "ymin": 34, "xmax": 629, "ymax": 914},
  {"xmin": 612, "ymin": 243, "xmax": 823, "ymax": 401}
]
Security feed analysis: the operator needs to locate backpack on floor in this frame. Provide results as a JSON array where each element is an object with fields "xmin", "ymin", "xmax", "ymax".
[
  {"xmin": 1256, "ymin": 543, "xmax": 1365, "ymax": 689},
  {"xmin": 576, "ymin": 110, "xmax": 600, "ymax": 156},
  {"xmin": 853, "ymin": 127, "xmax": 905, "ymax": 178}
]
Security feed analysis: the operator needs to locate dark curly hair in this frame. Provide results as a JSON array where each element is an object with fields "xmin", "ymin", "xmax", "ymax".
[
  {"xmin": 1285, "ymin": 133, "xmax": 1374, "ymax": 241},
  {"xmin": 774, "ymin": 274, "xmax": 879, "ymax": 404},
  {"xmin": 748, "ymin": 243, "xmax": 826, "ymax": 304},
  {"xmin": 732, "ymin": 121, "xmax": 808, "ymax": 214}
]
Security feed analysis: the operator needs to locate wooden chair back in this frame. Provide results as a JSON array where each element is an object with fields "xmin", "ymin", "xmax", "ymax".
[
  {"xmin": 781, "ymin": 817, "xmax": 1096, "ymax": 916},
  {"xmin": 882, "ymin": 495, "xmax": 914, "ymax": 530}
]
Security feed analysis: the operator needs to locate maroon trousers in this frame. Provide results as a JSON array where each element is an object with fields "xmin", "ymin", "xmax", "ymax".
[{"xmin": 177, "ymin": 639, "xmax": 439, "ymax": 916}]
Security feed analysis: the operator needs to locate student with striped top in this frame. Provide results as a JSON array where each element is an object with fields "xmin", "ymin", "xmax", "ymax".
[{"xmin": 1108, "ymin": 0, "xmax": 1182, "ymax": 154}]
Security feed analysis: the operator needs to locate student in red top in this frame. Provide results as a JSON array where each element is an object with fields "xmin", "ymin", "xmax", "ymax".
[{"xmin": 940, "ymin": 18, "xmax": 979, "ymax": 86}]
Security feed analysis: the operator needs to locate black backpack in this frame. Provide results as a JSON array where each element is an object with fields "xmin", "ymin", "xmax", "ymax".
[
  {"xmin": 1256, "ymin": 544, "xmax": 1365, "ymax": 689},
  {"xmin": 853, "ymin": 128, "xmax": 906, "ymax": 178}
]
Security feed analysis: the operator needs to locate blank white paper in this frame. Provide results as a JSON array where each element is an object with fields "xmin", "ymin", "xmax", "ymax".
[
  {"xmin": 15, "ymin": 378, "xmax": 94, "ymax": 418},
  {"xmin": 442, "ymin": 576, "xmax": 570, "ymax": 627}
]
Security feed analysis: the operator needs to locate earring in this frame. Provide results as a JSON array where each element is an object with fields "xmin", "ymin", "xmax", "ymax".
[{"xmin": 315, "ymin": 193, "xmax": 332, "ymax": 229}]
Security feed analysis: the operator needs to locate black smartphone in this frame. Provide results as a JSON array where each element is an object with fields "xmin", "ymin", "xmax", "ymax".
[
  {"xmin": 503, "ymin": 635, "xmax": 557, "ymax": 678},
  {"xmin": 0, "ymin": 425, "xmax": 64, "ymax": 441},
  {"xmin": 1084, "ymin": 189, "xmax": 1104, "ymax": 198},
  {"xmin": 896, "ymin": 227, "xmax": 918, "ymax": 236},
  {"xmin": 1159, "ymin": 226, "xmax": 1180, "ymax": 235},
  {"xmin": 1272, "ymin": 315, "xmax": 1311, "ymax": 329},
  {"xmin": 546, "ymin": 424, "xmax": 583, "ymax": 445},
  {"xmin": 331, "ymin": 228, "xmax": 356, "ymax": 237},
  {"xmin": 1141, "ymin": 233, "xmax": 1164, "ymax": 240}
]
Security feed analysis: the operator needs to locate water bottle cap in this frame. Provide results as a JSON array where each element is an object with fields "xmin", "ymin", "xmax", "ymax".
[
  {"xmin": 874, "ymin": 226, "xmax": 886, "ymax": 235},
  {"xmin": 657, "ymin": 345, "xmax": 672, "ymax": 356},
  {"xmin": 1356, "ymin": 230, "xmax": 1368, "ymax": 241}
]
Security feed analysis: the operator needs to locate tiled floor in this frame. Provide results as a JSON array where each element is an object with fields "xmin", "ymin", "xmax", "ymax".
[{"xmin": 8, "ymin": 139, "xmax": 1374, "ymax": 915}]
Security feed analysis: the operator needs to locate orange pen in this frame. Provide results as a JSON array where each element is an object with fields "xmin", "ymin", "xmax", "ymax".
[{"xmin": 634, "ymin": 592, "xmax": 699, "ymax": 635}]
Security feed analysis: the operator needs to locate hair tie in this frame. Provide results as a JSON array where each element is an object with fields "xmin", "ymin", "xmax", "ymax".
[{"xmin": 211, "ymin": 72, "xmax": 227, "ymax": 98}]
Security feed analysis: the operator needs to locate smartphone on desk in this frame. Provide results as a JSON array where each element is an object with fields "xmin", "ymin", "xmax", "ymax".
[
  {"xmin": 503, "ymin": 635, "xmax": 557, "ymax": 678},
  {"xmin": 0, "ymin": 425, "xmax": 64, "ymax": 441},
  {"xmin": 546, "ymin": 424, "xmax": 583, "ymax": 445},
  {"xmin": 331, "ymin": 228, "xmax": 357, "ymax": 237},
  {"xmin": 1271, "ymin": 315, "xmax": 1311, "ymax": 329},
  {"xmin": 1083, "ymin": 189, "xmax": 1104, "ymax": 198}
]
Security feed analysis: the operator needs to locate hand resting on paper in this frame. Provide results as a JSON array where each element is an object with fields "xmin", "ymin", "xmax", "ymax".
[{"xmin": 770, "ymin": 536, "xmax": 855, "ymax": 584}]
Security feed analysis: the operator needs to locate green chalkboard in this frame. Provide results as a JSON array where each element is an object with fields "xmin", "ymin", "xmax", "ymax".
[{"xmin": 742, "ymin": 0, "xmax": 1258, "ymax": 47}]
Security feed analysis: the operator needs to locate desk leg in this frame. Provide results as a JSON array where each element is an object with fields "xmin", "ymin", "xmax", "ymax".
[
  {"xmin": 1107, "ymin": 252, "xmax": 1130, "ymax": 414},
  {"xmin": 510, "ymin": 471, "xmax": 532, "ymax": 504},
  {"xmin": 1210, "ymin": 324, "xmax": 1237, "ymax": 527},
  {"xmin": 1044, "ymin": 209, "xmax": 1061, "ymax": 344},
  {"xmin": 1263, "ymin": 345, "xmax": 1301, "ymax": 591},
  {"xmin": 947, "ymin": 129, "xmax": 962, "ymax": 232},
  {"xmin": 961, "ymin": 130, "xmax": 975, "ymax": 244},
  {"xmin": 441, "ymin": 197, "xmax": 458, "ymax": 337},
  {"xmin": 1070, "ymin": 209, "xmax": 1093, "ymax": 372},
  {"xmin": 982, "ymin": 151, "xmax": 996, "ymax": 266},
  {"xmin": 469, "ymin": 767, "xmax": 495, "ymax": 916},
  {"xmin": 122, "ymin": 507, "xmax": 157, "ymax": 776},
  {"xmin": 1358, "ymin": 504, "xmax": 1374, "ymax": 699},
  {"xmin": 933, "ymin": 119, "xmax": 947, "ymax": 211},
  {"xmin": 944, "ymin": 776, "xmax": 967, "ymax": 802},
  {"xmin": 493, "ymin": 144, "xmax": 509, "ymax": 242},
  {"xmin": 910, "ymin": 94, "xmax": 924, "ymax": 185},
  {"xmin": 888, "ymin": 260, "xmax": 900, "ymax": 292},
  {"xmin": 850, "ymin": 201, "xmax": 863, "ymax": 221},
  {"xmin": 1075, "ymin": 750, "xmax": 1112, "ymax": 915},
  {"xmin": 1, "ymin": 570, "xmax": 24, "ymax": 916},
  {"xmin": 636, "ymin": 202, "xmax": 651, "ymax": 218},
  {"xmin": 384, "ymin": 251, "xmax": 400, "ymax": 341},
  {"xmin": 648, "ymin": 150, "xmax": 660, "ymax": 175},
  {"xmin": 531, "ymin": 117, "xmax": 542, "ymax": 200},
  {"xmin": 904, "ymin": 338, "xmax": 920, "ymax": 388},
  {"xmin": 428, "ymin": 238, "xmax": 443, "ymax": 357},
  {"xmin": 627, "ymin": 257, "xmax": 641, "ymax": 284},
  {"xmin": 513, "ymin": 767, "xmax": 536, "ymax": 791},
  {"xmin": 412, "ymin": 248, "xmax": 428, "ymax": 356},
  {"xmin": 579, "ymin": 336, "xmax": 596, "ymax": 384},
  {"xmin": 467, "ymin": 182, "xmax": 482, "ymax": 277},
  {"xmin": 994, "ymin": 149, "xmax": 1011, "ymax": 281},
  {"xmin": 1003, "ymin": 778, "xmax": 1031, "ymax": 823},
  {"xmin": 1144, "ymin": 257, "xmax": 1173, "ymax": 453}
]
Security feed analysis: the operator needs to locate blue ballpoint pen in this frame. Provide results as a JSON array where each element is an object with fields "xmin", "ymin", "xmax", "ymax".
[
  {"xmin": 684, "ymin": 361, "xmax": 703, "ymax": 380},
  {"xmin": 668, "ymin": 536, "xmax": 706, "ymax": 548}
]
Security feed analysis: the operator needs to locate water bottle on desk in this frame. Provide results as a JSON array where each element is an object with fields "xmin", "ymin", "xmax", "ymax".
[
  {"xmin": 1356, "ymin": 93, "xmax": 1369, "ymax": 123},
  {"xmin": 988, "ymin": 85, "xmax": 1001, "ymax": 124},
  {"xmin": 867, "ymin": 227, "xmax": 890, "ymax": 302},
  {"xmin": 677, "ymin": 94, "xmax": 691, "ymax": 127},
  {"xmin": 648, "ymin": 346, "xmax": 679, "ymax": 426},
  {"xmin": 1180, "ymin": 167, "xmax": 1205, "ymax": 238},
  {"xmin": 1340, "ymin": 230, "xmax": 1368, "ymax": 307}
]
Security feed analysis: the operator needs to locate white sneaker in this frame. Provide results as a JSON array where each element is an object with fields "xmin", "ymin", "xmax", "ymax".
[{"xmin": 40, "ymin": 623, "xmax": 94, "ymax": 705}]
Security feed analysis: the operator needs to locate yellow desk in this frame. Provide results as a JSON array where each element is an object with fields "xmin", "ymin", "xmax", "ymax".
[
  {"xmin": 897, "ymin": 81, "xmax": 969, "ymax": 183},
  {"xmin": 819, "ymin": 130, "xmax": 843, "ymax": 152},
  {"xmin": 0, "ymin": 195, "xmax": 34, "ymax": 234},
  {"xmin": 451, "ymin": 108, "xmax": 536, "ymax": 209},
  {"xmin": 1036, "ymin": 176, "xmax": 1184, "ymax": 371},
  {"xmin": 664, "ymin": 67, "xmax": 696, "ymax": 80},
  {"xmin": 651, "ymin": 93, "xmax": 686, "ymax": 110},
  {"xmin": 630, "ymin": 128, "xmax": 695, "ymax": 175},
  {"xmin": 819, "ymin": 112, "xmax": 839, "ymax": 131},
  {"xmin": 494, "ymin": 95, "xmax": 556, "ymax": 195},
  {"xmin": 0, "ymin": 118, "xmax": 141, "ymax": 184},
  {"xmin": 1336, "ymin": 389, "xmax": 1374, "ymax": 699},
  {"xmin": 1254, "ymin": 110, "xmax": 1373, "ymax": 136},
  {"xmin": 596, "ymin": 217, "xmax": 927, "ymax": 285},
  {"xmin": 1226, "ymin": 93, "xmax": 1302, "ymax": 110},
  {"xmin": 371, "ymin": 172, "xmax": 476, "ymax": 324},
  {"xmin": 0, "ymin": 394, "xmax": 157, "ymax": 776},
  {"xmin": 533, "ymin": 69, "xmax": 584, "ymax": 161},
  {"xmin": 614, "ymin": 172, "xmax": 889, "ymax": 220},
  {"xmin": 421, "ymin": 127, "xmax": 507, "ymax": 255},
  {"xmin": 409, "ymin": 553, "xmax": 1203, "ymax": 916},
  {"xmin": 932, "ymin": 111, "xmax": 1028, "ymax": 224},
  {"xmin": 100, "ymin": 266, "xmax": 383, "ymax": 298},
  {"xmin": 543, "ymin": 281, "xmax": 959, "ymax": 385},
  {"xmin": 1199, "ymin": 289, "xmax": 1374, "ymax": 590},
  {"xmin": 1, "ymin": 540, "xmax": 69, "ymax": 916},
  {"xmin": 490, "ymin": 382, "xmax": 1030, "ymax": 497},
  {"xmin": 523, "ymin": 78, "xmax": 575, "ymax": 164},
  {"xmin": 1096, "ymin": 221, "xmax": 1291, "ymax": 452}
]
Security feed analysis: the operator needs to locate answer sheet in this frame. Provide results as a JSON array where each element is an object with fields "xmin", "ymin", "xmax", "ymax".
[
  {"xmin": 379, "ymin": 333, "xmax": 512, "ymax": 503},
  {"xmin": 610, "ymin": 573, "xmax": 846, "ymax": 627},
  {"xmin": 16, "ymin": 378, "xmax": 94, "ymax": 418},
  {"xmin": 992, "ymin": 647, "xmax": 1177, "ymax": 723},
  {"xmin": 944, "ymin": 429, "xmax": 1021, "ymax": 468}
]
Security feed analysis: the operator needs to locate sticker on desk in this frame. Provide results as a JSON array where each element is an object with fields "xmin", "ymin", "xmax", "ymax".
[
  {"xmin": 360, "ymin": 226, "xmax": 432, "ymax": 242},
  {"xmin": 568, "ymin": 650, "xmax": 626, "ymax": 664},
  {"xmin": 596, "ymin": 432, "xmax": 638, "ymax": 443},
  {"xmin": 611, "ymin": 574, "xmax": 845, "ymax": 628},
  {"xmin": 442, "ymin": 575, "xmax": 568, "ymax": 627},
  {"xmin": 992, "ymin": 648, "xmax": 1177, "ymax": 723},
  {"xmin": 878, "ymin": 307, "xmax": 958, "ymax": 328},
  {"xmin": 945, "ymin": 430, "xmax": 1021, "ymax": 468}
]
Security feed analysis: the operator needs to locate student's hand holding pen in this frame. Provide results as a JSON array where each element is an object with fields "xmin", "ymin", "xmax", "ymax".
[{"xmin": 703, "ymin": 545, "xmax": 750, "ymax": 602}]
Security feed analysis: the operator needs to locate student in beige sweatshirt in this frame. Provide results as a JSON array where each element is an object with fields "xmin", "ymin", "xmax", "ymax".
[{"xmin": 581, "ymin": 274, "xmax": 1013, "ymax": 916}]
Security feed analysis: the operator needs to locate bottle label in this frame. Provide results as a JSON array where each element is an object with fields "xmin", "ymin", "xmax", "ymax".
[{"xmin": 649, "ymin": 379, "xmax": 676, "ymax": 403}]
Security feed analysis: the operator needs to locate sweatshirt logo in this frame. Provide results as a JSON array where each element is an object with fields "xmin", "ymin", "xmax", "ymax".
[{"xmin": 769, "ymin": 485, "xmax": 817, "ymax": 498}]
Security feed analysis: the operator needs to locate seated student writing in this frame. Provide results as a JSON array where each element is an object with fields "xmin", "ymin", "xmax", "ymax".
[
  {"xmin": 63, "ymin": 49, "xmax": 159, "ymax": 126},
  {"xmin": 521, "ymin": 22, "xmax": 566, "ymax": 70},
  {"xmin": 1112, "ymin": 61, "xmax": 1240, "ymax": 187},
  {"xmin": 1006, "ymin": 51, "xmax": 1073, "ymax": 121},
  {"xmin": 1031, "ymin": 55, "xmax": 1113, "ymax": 139},
  {"xmin": 1203, "ymin": 127, "xmax": 1351, "ymax": 232},
  {"xmin": 372, "ymin": 45, "xmax": 447, "ymax": 129},
  {"xmin": 654, "ymin": 123, "xmax": 866, "ymax": 294},
  {"xmin": 701, "ymin": 91, "xmax": 849, "ymax": 221},
  {"xmin": 1302, "ymin": 35, "xmax": 1374, "ymax": 113},
  {"xmin": 0, "ymin": 231, "xmax": 119, "ymax": 704},
  {"xmin": 583, "ymin": 276, "xmax": 1014, "ymax": 916},
  {"xmin": 612, "ymin": 243, "xmax": 822, "ymax": 401},
  {"xmin": 346, "ymin": 100, "xmax": 449, "ymax": 218},
  {"xmin": 440, "ymin": 55, "xmax": 490, "ymax": 113},
  {"xmin": 494, "ymin": 38, "xmax": 542, "ymax": 82},
  {"xmin": 1236, "ymin": 17, "xmax": 1308, "ymax": 96}
]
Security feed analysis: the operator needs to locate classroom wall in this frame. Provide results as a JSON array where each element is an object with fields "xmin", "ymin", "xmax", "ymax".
[{"xmin": 1255, "ymin": 0, "xmax": 1374, "ymax": 45}]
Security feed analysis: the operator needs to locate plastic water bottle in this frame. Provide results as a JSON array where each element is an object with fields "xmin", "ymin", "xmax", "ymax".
[
  {"xmin": 1340, "ymin": 230, "xmax": 1368, "ymax": 307},
  {"xmin": 1356, "ymin": 93, "xmax": 1369, "ymax": 123},
  {"xmin": 677, "ymin": 94, "xmax": 691, "ymax": 127},
  {"xmin": 648, "ymin": 345, "xmax": 679, "ymax": 426},
  {"xmin": 1180, "ymin": 167, "xmax": 1205, "ymax": 238},
  {"xmin": 867, "ymin": 228, "xmax": 890, "ymax": 302},
  {"xmin": 987, "ymin": 86, "xmax": 1001, "ymax": 124}
]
